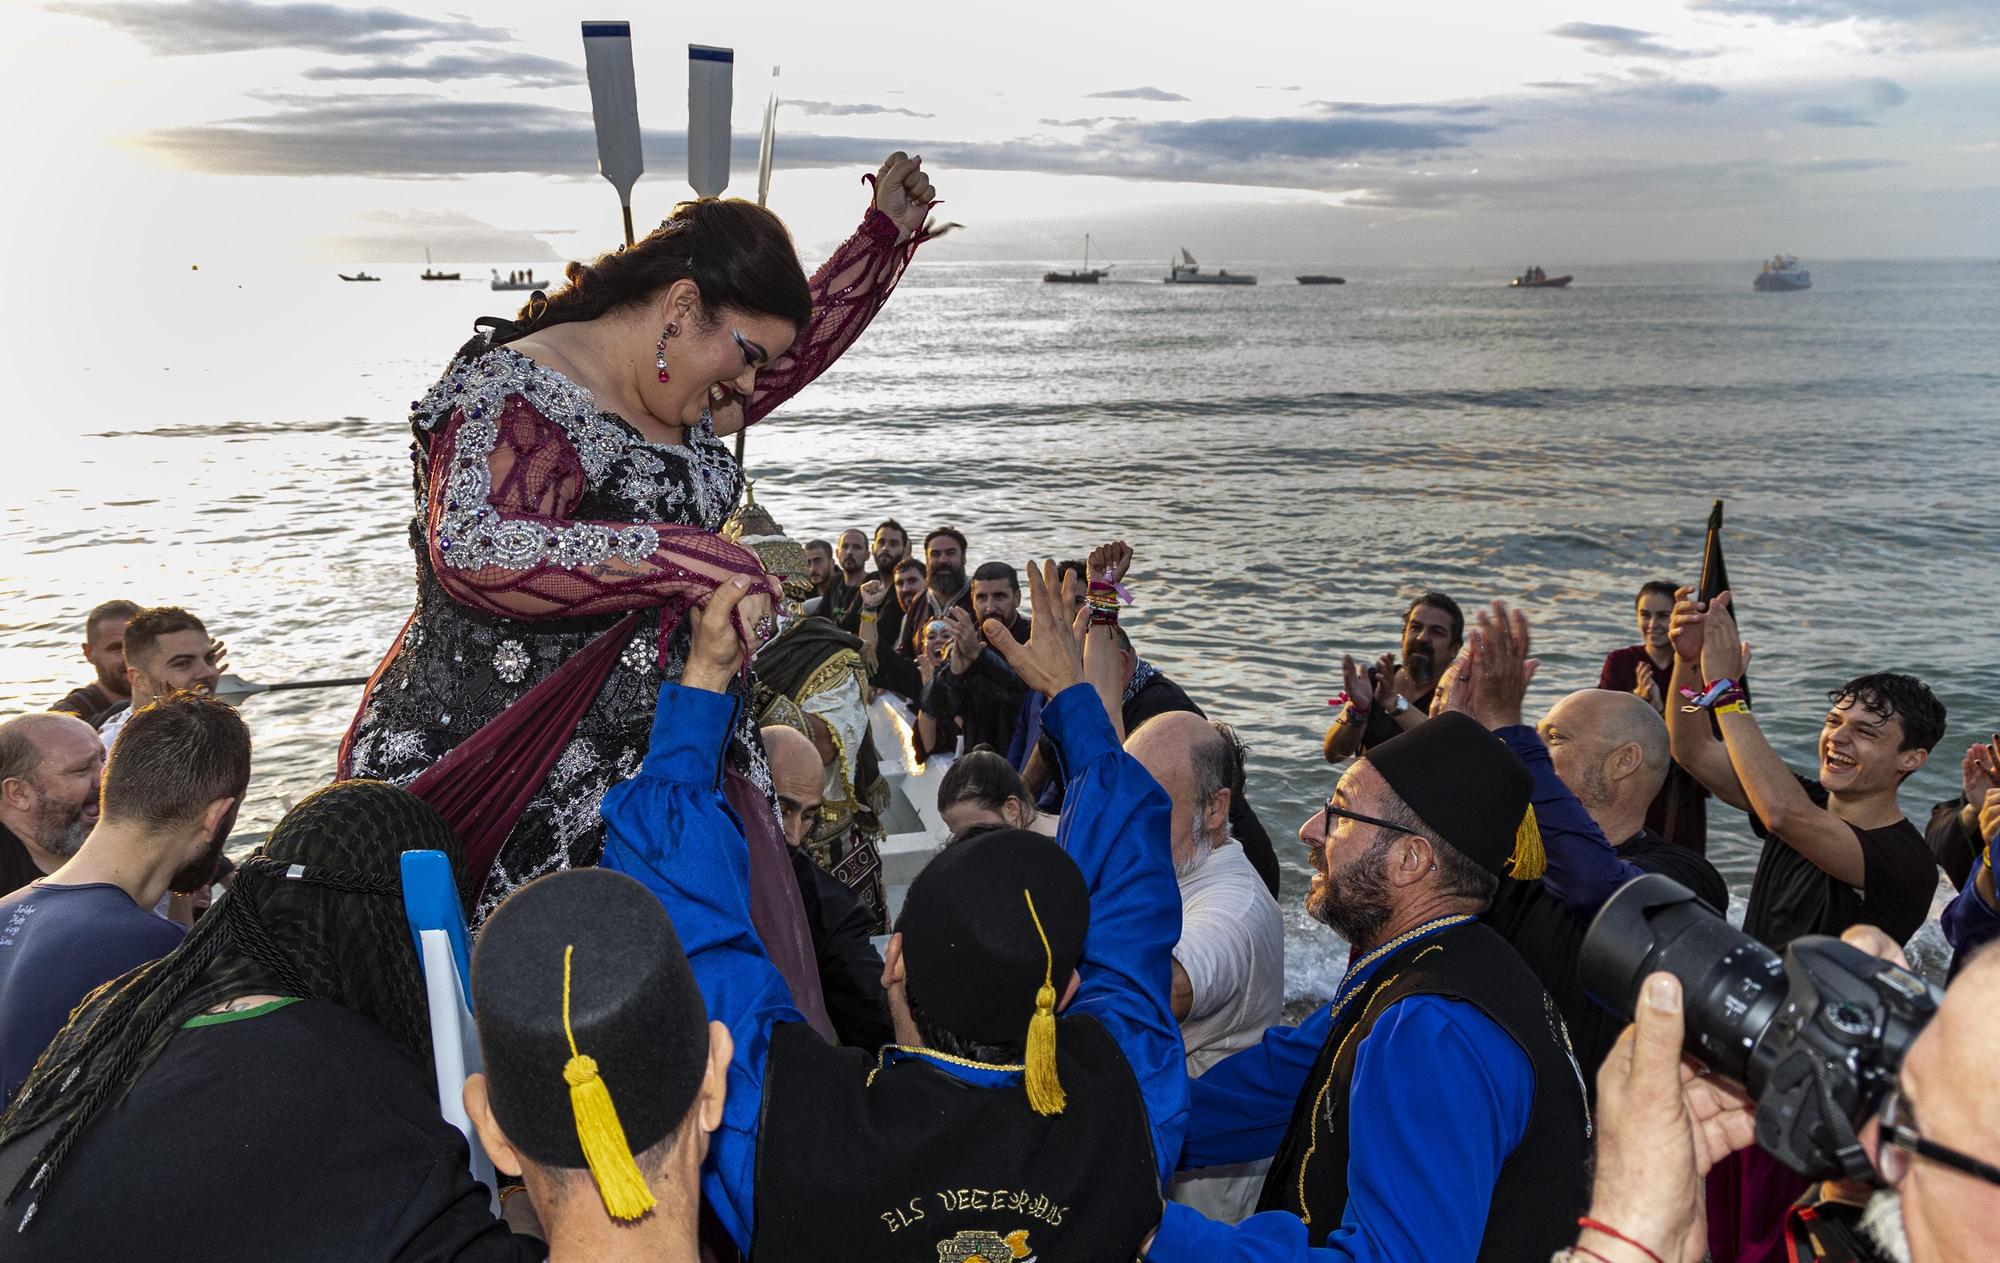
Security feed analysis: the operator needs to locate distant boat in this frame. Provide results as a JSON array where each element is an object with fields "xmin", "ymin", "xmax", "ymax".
[
  {"xmin": 1297, "ymin": 274, "xmax": 1346, "ymax": 285},
  {"xmin": 491, "ymin": 269, "xmax": 543, "ymax": 291},
  {"xmin": 338, "ymin": 272, "xmax": 381, "ymax": 283},
  {"xmin": 1753, "ymin": 255, "xmax": 1811, "ymax": 291},
  {"xmin": 421, "ymin": 248, "xmax": 460, "ymax": 282},
  {"xmin": 1165, "ymin": 247, "xmax": 1256, "ymax": 285},
  {"xmin": 1511, "ymin": 266, "xmax": 1572, "ymax": 288},
  {"xmin": 1044, "ymin": 234, "xmax": 1107, "ymax": 284}
]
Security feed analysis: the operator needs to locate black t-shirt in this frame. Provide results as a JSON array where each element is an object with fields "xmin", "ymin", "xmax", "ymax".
[
  {"xmin": 0, "ymin": 999, "xmax": 544, "ymax": 1263},
  {"xmin": 0, "ymin": 826, "xmax": 40, "ymax": 900},
  {"xmin": 1483, "ymin": 831, "xmax": 1730, "ymax": 1086},
  {"xmin": 1742, "ymin": 775, "xmax": 1939, "ymax": 948}
]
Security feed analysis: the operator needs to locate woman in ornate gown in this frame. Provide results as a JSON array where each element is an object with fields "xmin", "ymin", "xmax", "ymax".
[{"xmin": 339, "ymin": 156, "xmax": 942, "ymax": 961}]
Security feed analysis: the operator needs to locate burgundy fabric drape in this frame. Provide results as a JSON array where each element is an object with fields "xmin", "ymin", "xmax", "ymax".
[
  {"xmin": 724, "ymin": 768, "xmax": 832, "ymax": 1038},
  {"xmin": 407, "ymin": 614, "xmax": 642, "ymax": 887}
]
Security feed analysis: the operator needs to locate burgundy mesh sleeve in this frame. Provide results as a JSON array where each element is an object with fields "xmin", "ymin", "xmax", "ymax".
[
  {"xmin": 426, "ymin": 397, "xmax": 774, "ymax": 627},
  {"xmin": 743, "ymin": 206, "xmax": 942, "ymax": 427}
]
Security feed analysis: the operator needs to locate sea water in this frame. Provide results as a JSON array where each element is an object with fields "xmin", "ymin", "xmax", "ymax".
[{"xmin": 5, "ymin": 257, "xmax": 1996, "ymax": 1000}]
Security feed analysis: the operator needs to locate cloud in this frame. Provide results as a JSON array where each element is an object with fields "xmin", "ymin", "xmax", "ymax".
[
  {"xmin": 301, "ymin": 52, "xmax": 579, "ymax": 88},
  {"xmin": 46, "ymin": 0, "xmax": 507, "ymax": 56},
  {"xmin": 1343, "ymin": 154, "xmax": 1907, "ymax": 213},
  {"xmin": 1086, "ymin": 86, "xmax": 1189, "ymax": 102},
  {"xmin": 1037, "ymin": 117, "xmax": 1113, "ymax": 128},
  {"xmin": 315, "ymin": 209, "xmax": 564, "ymax": 264},
  {"xmin": 1690, "ymin": 0, "xmax": 1999, "ymax": 49},
  {"xmin": 1531, "ymin": 73, "xmax": 1726, "ymax": 104},
  {"xmin": 1797, "ymin": 104, "xmax": 1878, "ymax": 127},
  {"xmin": 784, "ymin": 100, "xmax": 935, "ymax": 119},
  {"xmin": 1548, "ymin": 22, "xmax": 1716, "ymax": 60},
  {"xmin": 138, "ymin": 95, "xmax": 1486, "ymax": 189},
  {"xmin": 1859, "ymin": 77, "xmax": 1908, "ymax": 107},
  {"xmin": 1310, "ymin": 100, "xmax": 1493, "ymax": 116}
]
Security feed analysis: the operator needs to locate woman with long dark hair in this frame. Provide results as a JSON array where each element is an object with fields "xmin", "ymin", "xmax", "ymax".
[
  {"xmin": 0, "ymin": 781, "xmax": 534, "ymax": 1259},
  {"xmin": 337, "ymin": 157, "xmax": 943, "ymax": 995}
]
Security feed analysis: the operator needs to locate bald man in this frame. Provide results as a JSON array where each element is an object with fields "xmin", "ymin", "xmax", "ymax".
[
  {"xmin": 0, "ymin": 713, "xmax": 105, "ymax": 896},
  {"xmin": 763, "ymin": 726, "xmax": 891, "ymax": 1049},
  {"xmin": 1126, "ymin": 711, "xmax": 1283, "ymax": 1223},
  {"xmin": 1482, "ymin": 688, "xmax": 1730, "ymax": 1080}
]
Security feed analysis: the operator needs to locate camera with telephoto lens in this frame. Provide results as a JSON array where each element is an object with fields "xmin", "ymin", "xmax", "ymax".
[{"xmin": 1580, "ymin": 874, "xmax": 1942, "ymax": 1180}]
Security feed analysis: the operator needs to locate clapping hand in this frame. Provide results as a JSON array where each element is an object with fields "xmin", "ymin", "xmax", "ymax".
[
  {"xmin": 872, "ymin": 152, "xmax": 937, "ymax": 242},
  {"xmin": 1980, "ymin": 788, "xmax": 2000, "ymax": 850},
  {"xmin": 1962, "ymin": 736, "xmax": 2000, "ymax": 807},
  {"xmin": 944, "ymin": 606, "xmax": 983, "ymax": 676},
  {"xmin": 1667, "ymin": 587, "xmax": 1706, "ymax": 665},
  {"xmin": 1697, "ymin": 591, "xmax": 1750, "ymax": 682},
  {"xmin": 1447, "ymin": 601, "xmax": 1539, "ymax": 730},
  {"xmin": 982, "ymin": 559, "xmax": 1090, "ymax": 701},
  {"xmin": 1341, "ymin": 652, "xmax": 1395, "ymax": 714},
  {"xmin": 1635, "ymin": 660, "xmax": 1660, "ymax": 707}
]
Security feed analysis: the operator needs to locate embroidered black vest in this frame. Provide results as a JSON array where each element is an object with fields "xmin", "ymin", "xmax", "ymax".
[
  {"xmin": 1257, "ymin": 919, "xmax": 1592, "ymax": 1263},
  {"xmin": 751, "ymin": 1016, "xmax": 1158, "ymax": 1262}
]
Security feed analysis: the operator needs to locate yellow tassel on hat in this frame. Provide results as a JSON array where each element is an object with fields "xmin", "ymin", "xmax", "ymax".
[
  {"xmin": 1507, "ymin": 807, "xmax": 1547, "ymax": 881},
  {"xmin": 560, "ymin": 944, "xmax": 657, "ymax": 1221},
  {"xmin": 1021, "ymin": 890, "xmax": 1066, "ymax": 1117}
]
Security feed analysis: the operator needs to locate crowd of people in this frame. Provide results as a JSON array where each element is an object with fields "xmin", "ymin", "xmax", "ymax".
[{"xmin": 1, "ymin": 149, "xmax": 1996, "ymax": 1263}]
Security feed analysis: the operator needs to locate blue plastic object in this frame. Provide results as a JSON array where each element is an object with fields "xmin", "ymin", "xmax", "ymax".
[{"xmin": 400, "ymin": 850, "xmax": 473, "ymax": 1007}]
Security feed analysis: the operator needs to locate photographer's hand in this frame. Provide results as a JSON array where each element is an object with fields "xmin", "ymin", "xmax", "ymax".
[{"xmin": 1585, "ymin": 973, "xmax": 1756, "ymax": 1263}]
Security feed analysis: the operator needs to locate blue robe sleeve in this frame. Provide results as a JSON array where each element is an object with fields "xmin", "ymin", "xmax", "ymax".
[
  {"xmin": 1146, "ymin": 997, "xmax": 1532, "ymax": 1263},
  {"xmin": 1497, "ymin": 725, "xmax": 1642, "ymax": 915},
  {"xmin": 1041, "ymin": 681, "xmax": 1190, "ymax": 1188},
  {"xmin": 1942, "ymin": 853, "xmax": 2000, "ymax": 964},
  {"xmin": 1178, "ymin": 1008, "xmax": 1332, "ymax": 1170},
  {"xmin": 599, "ymin": 681, "xmax": 802, "ymax": 1254}
]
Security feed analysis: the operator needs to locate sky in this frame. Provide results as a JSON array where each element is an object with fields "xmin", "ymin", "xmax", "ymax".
[{"xmin": 3, "ymin": 0, "xmax": 1996, "ymax": 268}]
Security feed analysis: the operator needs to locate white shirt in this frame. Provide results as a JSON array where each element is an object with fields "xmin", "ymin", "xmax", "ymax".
[
  {"xmin": 1169, "ymin": 839, "xmax": 1285, "ymax": 1224},
  {"xmin": 97, "ymin": 705, "xmax": 132, "ymax": 754}
]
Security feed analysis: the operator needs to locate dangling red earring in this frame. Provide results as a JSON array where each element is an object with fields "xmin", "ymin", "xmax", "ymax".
[{"xmin": 656, "ymin": 320, "xmax": 679, "ymax": 383}]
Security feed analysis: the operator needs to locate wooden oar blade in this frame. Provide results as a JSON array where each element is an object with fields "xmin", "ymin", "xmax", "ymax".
[
  {"xmin": 582, "ymin": 21, "xmax": 644, "ymax": 204},
  {"xmin": 688, "ymin": 44, "xmax": 734, "ymax": 198},
  {"xmin": 757, "ymin": 65, "xmax": 780, "ymax": 206}
]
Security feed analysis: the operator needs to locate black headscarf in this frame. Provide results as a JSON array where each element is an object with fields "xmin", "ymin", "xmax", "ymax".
[{"xmin": 0, "ymin": 779, "xmax": 466, "ymax": 1231}]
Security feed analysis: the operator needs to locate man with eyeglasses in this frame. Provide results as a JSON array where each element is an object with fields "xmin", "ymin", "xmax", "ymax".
[
  {"xmin": 1574, "ymin": 934, "xmax": 2000, "ymax": 1263},
  {"xmin": 1145, "ymin": 712, "xmax": 1591, "ymax": 1262}
]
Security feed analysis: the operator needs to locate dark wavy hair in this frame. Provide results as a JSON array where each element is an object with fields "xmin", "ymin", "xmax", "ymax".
[
  {"xmin": 1830, "ymin": 673, "xmax": 1946, "ymax": 756},
  {"xmin": 491, "ymin": 198, "xmax": 811, "ymax": 347}
]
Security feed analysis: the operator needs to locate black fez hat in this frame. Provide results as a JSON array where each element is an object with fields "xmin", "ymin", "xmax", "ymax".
[
  {"xmin": 473, "ymin": 868, "xmax": 709, "ymax": 1217},
  {"xmin": 897, "ymin": 830, "xmax": 1088, "ymax": 1112},
  {"xmin": 1361, "ymin": 712, "xmax": 1545, "ymax": 881}
]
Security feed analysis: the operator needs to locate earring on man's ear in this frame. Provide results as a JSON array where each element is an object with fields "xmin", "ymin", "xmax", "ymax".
[{"xmin": 656, "ymin": 320, "xmax": 680, "ymax": 383}]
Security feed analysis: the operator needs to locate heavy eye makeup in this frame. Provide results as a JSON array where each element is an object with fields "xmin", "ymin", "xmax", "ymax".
[{"xmin": 731, "ymin": 331, "xmax": 768, "ymax": 367}]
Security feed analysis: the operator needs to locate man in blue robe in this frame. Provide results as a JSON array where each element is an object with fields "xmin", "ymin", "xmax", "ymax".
[
  {"xmin": 600, "ymin": 564, "xmax": 1188, "ymax": 1260},
  {"xmin": 1147, "ymin": 705, "xmax": 1592, "ymax": 1262}
]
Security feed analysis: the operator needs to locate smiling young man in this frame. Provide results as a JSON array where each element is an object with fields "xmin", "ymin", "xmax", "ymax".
[
  {"xmin": 95, "ymin": 607, "xmax": 224, "ymax": 755},
  {"xmin": 1667, "ymin": 590, "xmax": 1945, "ymax": 949}
]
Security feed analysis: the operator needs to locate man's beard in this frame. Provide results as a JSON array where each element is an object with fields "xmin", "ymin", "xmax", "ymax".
[
  {"xmin": 928, "ymin": 564, "xmax": 965, "ymax": 599},
  {"xmin": 1403, "ymin": 644, "xmax": 1437, "ymax": 689},
  {"xmin": 1176, "ymin": 813, "xmax": 1226, "ymax": 880},
  {"xmin": 31, "ymin": 792, "xmax": 92, "ymax": 859},
  {"xmin": 1308, "ymin": 834, "xmax": 1395, "ymax": 947},
  {"xmin": 168, "ymin": 812, "xmax": 236, "ymax": 895},
  {"xmin": 93, "ymin": 660, "xmax": 129, "ymax": 695},
  {"xmin": 873, "ymin": 549, "xmax": 901, "ymax": 575},
  {"xmin": 1859, "ymin": 1190, "xmax": 1911, "ymax": 1263}
]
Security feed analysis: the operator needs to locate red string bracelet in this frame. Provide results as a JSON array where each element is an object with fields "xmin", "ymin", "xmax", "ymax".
[
  {"xmin": 1569, "ymin": 1247, "xmax": 1616, "ymax": 1263},
  {"xmin": 1576, "ymin": 1217, "xmax": 1665, "ymax": 1263}
]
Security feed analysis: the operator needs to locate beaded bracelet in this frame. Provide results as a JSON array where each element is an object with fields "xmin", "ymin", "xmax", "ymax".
[{"xmin": 1088, "ymin": 580, "xmax": 1120, "ymax": 627}]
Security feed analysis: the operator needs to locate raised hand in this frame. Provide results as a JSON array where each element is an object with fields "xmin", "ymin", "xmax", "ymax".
[
  {"xmin": 1667, "ymin": 586, "xmax": 1705, "ymax": 664},
  {"xmin": 1341, "ymin": 653, "xmax": 1376, "ymax": 712},
  {"xmin": 1698, "ymin": 591, "xmax": 1748, "ymax": 682},
  {"xmin": 944, "ymin": 606, "xmax": 983, "ymax": 676},
  {"xmin": 206, "ymin": 638, "xmax": 230, "ymax": 674},
  {"xmin": 872, "ymin": 152, "xmax": 936, "ymax": 242},
  {"xmin": 859, "ymin": 578, "xmax": 889, "ymax": 612},
  {"xmin": 1980, "ymin": 787, "xmax": 2000, "ymax": 849},
  {"xmin": 1373, "ymin": 653, "xmax": 1401, "ymax": 709},
  {"xmin": 982, "ymin": 560, "xmax": 1085, "ymax": 701},
  {"xmin": 1962, "ymin": 737, "xmax": 2000, "ymax": 806},
  {"xmin": 1461, "ymin": 600, "xmax": 1539, "ymax": 730},
  {"xmin": 1086, "ymin": 540, "xmax": 1134, "ymax": 586},
  {"xmin": 684, "ymin": 576, "xmax": 758, "ymax": 693}
]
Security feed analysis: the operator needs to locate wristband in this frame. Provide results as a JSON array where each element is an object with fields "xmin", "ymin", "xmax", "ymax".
[
  {"xmin": 1714, "ymin": 698, "xmax": 1750, "ymax": 716},
  {"xmin": 1088, "ymin": 580, "xmax": 1120, "ymax": 627},
  {"xmin": 859, "ymin": 612, "xmax": 879, "ymax": 624},
  {"xmin": 1576, "ymin": 1218, "xmax": 1665, "ymax": 1263},
  {"xmin": 1680, "ymin": 677, "xmax": 1743, "ymax": 713}
]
